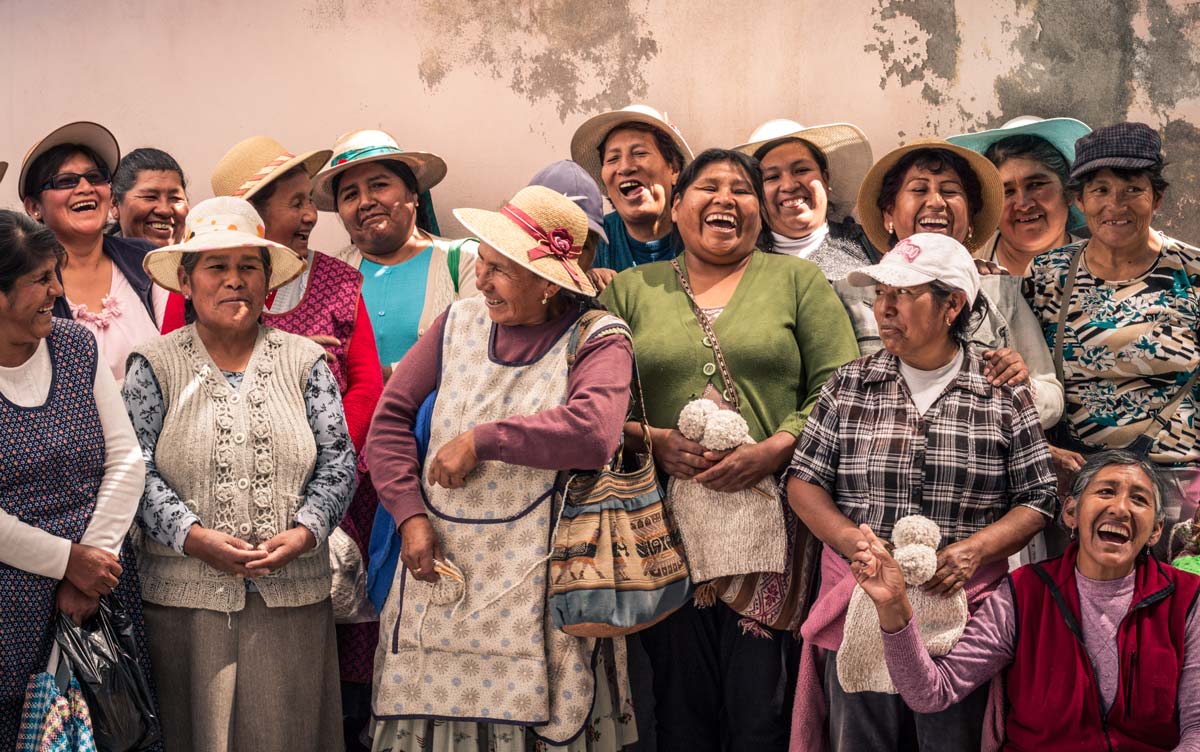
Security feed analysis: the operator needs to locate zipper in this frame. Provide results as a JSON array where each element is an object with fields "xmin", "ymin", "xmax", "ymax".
[{"xmin": 1125, "ymin": 650, "xmax": 1137, "ymax": 718}]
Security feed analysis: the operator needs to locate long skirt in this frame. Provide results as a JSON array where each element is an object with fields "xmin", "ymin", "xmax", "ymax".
[{"xmin": 143, "ymin": 593, "xmax": 343, "ymax": 752}]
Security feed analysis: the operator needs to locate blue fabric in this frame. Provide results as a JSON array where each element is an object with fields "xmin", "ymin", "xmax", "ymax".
[
  {"xmin": 360, "ymin": 247, "xmax": 433, "ymax": 365},
  {"xmin": 593, "ymin": 212, "xmax": 682, "ymax": 273},
  {"xmin": 17, "ymin": 670, "xmax": 97, "ymax": 752},
  {"xmin": 367, "ymin": 389, "xmax": 436, "ymax": 612}
]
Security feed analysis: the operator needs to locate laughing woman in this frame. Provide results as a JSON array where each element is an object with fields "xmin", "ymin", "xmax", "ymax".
[{"xmin": 110, "ymin": 147, "xmax": 190, "ymax": 247}]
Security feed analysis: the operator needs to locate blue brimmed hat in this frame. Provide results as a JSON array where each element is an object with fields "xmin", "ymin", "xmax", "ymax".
[{"xmin": 310, "ymin": 129, "xmax": 447, "ymax": 212}]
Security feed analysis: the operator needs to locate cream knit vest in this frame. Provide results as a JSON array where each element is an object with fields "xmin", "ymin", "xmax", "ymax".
[{"xmin": 135, "ymin": 325, "xmax": 330, "ymax": 612}]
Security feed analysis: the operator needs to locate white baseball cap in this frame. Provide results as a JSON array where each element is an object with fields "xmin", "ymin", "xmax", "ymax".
[{"xmin": 846, "ymin": 232, "xmax": 980, "ymax": 305}]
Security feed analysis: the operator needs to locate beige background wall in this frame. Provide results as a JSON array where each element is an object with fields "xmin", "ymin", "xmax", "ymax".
[{"xmin": 4, "ymin": 0, "xmax": 1200, "ymax": 250}]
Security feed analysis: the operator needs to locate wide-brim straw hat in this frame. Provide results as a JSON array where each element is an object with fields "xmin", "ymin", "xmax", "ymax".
[
  {"xmin": 734, "ymin": 119, "xmax": 874, "ymax": 221},
  {"xmin": 19, "ymin": 121, "xmax": 120, "ymax": 200},
  {"xmin": 211, "ymin": 135, "xmax": 332, "ymax": 201},
  {"xmin": 454, "ymin": 185, "xmax": 597, "ymax": 298},
  {"xmin": 569, "ymin": 105, "xmax": 694, "ymax": 195},
  {"xmin": 311, "ymin": 129, "xmax": 447, "ymax": 212},
  {"xmin": 947, "ymin": 116, "xmax": 1091, "ymax": 232},
  {"xmin": 856, "ymin": 138, "xmax": 1003, "ymax": 254},
  {"xmin": 143, "ymin": 196, "xmax": 304, "ymax": 293}
]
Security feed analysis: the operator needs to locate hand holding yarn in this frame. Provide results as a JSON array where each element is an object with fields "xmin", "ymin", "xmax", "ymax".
[{"xmin": 677, "ymin": 398, "xmax": 772, "ymax": 492}]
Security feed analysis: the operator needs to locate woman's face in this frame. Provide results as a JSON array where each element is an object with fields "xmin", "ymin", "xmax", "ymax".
[
  {"xmin": 600, "ymin": 127, "xmax": 679, "ymax": 227},
  {"xmin": 335, "ymin": 162, "xmax": 418, "ymax": 256},
  {"xmin": 1077, "ymin": 168, "xmax": 1161, "ymax": 254},
  {"xmin": 759, "ymin": 140, "xmax": 830, "ymax": 239},
  {"xmin": 873, "ymin": 283, "xmax": 963, "ymax": 362},
  {"xmin": 113, "ymin": 169, "xmax": 189, "ymax": 247},
  {"xmin": 259, "ymin": 171, "xmax": 318, "ymax": 258},
  {"xmin": 997, "ymin": 157, "xmax": 1070, "ymax": 254},
  {"xmin": 474, "ymin": 243, "xmax": 557, "ymax": 327},
  {"xmin": 883, "ymin": 163, "xmax": 972, "ymax": 245},
  {"xmin": 0, "ymin": 256, "xmax": 62, "ymax": 346},
  {"xmin": 1064, "ymin": 464, "xmax": 1162, "ymax": 580},
  {"xmin": 25, "ymin": 152, "xmax": 112, "ymax": 244},
  {"xmin": 178, "ymin": 248, "xmax": 268, "ymax": 334},
  {"xmin": 671, "ymin": 160, "xmax": 762, "ymax": 266}
]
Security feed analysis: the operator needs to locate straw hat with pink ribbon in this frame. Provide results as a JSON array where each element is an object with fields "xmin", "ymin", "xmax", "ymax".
[
  {"xmin": 210, "ymin": 135, "xmax": 331, "ymax": 201},
  {"xmin": 453, "ymin": 185, "xmax": 597, "ymax": 297}
]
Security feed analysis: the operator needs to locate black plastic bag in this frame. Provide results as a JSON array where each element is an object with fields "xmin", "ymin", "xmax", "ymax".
[{"xmin": 55, "ymin": 594, "xmax": 161, "ymax": 751}]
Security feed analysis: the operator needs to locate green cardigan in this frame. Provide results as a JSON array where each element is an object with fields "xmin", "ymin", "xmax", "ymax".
[{"xmin": 600, "ymin": 250, "xmax": 859, "ymax": 441}]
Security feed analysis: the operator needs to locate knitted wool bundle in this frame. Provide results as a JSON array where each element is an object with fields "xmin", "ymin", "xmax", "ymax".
[{"xmin": 837, "ymin": 515, "xmax": 969, "ymax": 694}]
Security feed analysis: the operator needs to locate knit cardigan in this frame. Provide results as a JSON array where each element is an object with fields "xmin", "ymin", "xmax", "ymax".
[{"xmin": 600, "ymin": 250, "xmax": 859, "ymax": 441}]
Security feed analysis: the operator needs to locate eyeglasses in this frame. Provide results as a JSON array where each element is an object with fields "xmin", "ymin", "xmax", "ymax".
[{"xmin": 39, "ymin": 168, "xmax": 111, "ymax": 192}]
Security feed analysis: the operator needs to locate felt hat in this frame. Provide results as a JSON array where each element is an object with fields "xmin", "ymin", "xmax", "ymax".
[
  {"xmin": 856, "ymin": 138, "xmax": 1003, "ymax": 253},
  {"xmin": 569, "ymin": 105, "xmax": 694, "ymax": 194},
  {"xmin": 527, "ymin": 160, "xmax": 609, "ymax": 243},
  {"xmin": 734, "ymin": 119, "xmax": 874, "ymax": 221},
  {"xmin": 311, "ymin": 129, "xmax": 447, "ymax": 212},
  {"xmin": 19, "ymin": 121, "xmax": 120, "ymax": 200},
  {"xmin": 211, "ymin": 135, "xmax": 331, "ymax": 201},
  {"xmin": 143, "ymin": 196, "xmax": 304, "ymax": 293},
  {"xmin": 453, "ymin": 185, "xmax": 597, "ymax": 297}
]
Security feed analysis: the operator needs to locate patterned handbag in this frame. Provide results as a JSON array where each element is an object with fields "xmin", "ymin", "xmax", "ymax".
[{"xmin": 17, "ymin": 648, "xmax": 98, "ymax": 752}]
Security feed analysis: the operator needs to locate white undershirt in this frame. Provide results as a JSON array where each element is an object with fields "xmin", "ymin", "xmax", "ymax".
[
  {"xmin": 266, "ymin": 249, "xmax": 315, "ymax": 314},
  {"xmin": 898, "ymin": 347, "xmax": 964, "ymax": 416},
  {"xmin": 0, "ymin": 338, "xmax": 145, "ymax": 579},
  {"xmin": 770, "ymin": 223, "xmax": 830, "ymax": 259}
]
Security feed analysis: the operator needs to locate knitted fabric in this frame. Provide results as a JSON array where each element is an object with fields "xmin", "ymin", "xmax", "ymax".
[{"xmin": 133, "ymin": 325, "xmax": 330, "ymax": 612}]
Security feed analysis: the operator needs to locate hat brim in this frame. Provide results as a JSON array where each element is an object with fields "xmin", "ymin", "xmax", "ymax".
[
  {"xmin": 570, "ymin": 111, "xmax": 694, "ymax": 196},
  {"xmin": 845, "ymin": 264, "xmax": 939, "ymax": 289},
  {"xmin": 239, "ymin": 148, "xmax": 333, "ymax": 201},
  {"xmin": 1070, "ymin": 156, "xmax": 1159, "ymax": 181},
  {"xmin": 311, "ymin": 150, "xmax": 447, "ymax": 212},
  {"xmin": 855, "ymin": 138, "xmax": 1003, "ymax": 254},
  {"xmin": 453, "ymin": 207, "xmax": 597, "ymax": 298},
  {"xmin": 143, "ymin": 234, "xmax": 305, "ymax": 294},
  {"xmin": 734, "ymin": 123, "xmax": 874, "ymax": 222},
  {"xmin": 19, "ymin": 121, "xmax": 120, "ymax": 200}
]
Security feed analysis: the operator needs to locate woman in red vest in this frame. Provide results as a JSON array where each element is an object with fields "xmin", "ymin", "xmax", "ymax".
[{"xmin": 851, "ymin": 449, "xmax": 1200, "ymax": 751}]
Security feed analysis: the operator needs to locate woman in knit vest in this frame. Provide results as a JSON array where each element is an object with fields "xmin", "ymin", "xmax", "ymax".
[
  {"xmin": 0, "ymin": 211, "xmax": 156, "ymax": 749},
  {"xmin": 850, "ymin": 450, "xmax": 1200, "ymax": 751},
  {"xmin": 122, "ymin": 197, "xmax": 357, "ymax": 751}
]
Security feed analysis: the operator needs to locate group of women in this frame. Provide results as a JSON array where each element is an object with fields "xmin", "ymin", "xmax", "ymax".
[{"xmin": 0, "ymin": 104, "xmax": 1198, "ymax": 752}]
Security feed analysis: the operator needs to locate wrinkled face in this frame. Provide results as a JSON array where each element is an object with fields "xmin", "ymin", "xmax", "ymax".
[
  {"xmin": 1064, "ymin": 464, "xmax": 1162, "ymax": 578},
  {"xmin": 26, "ymin": 153, "xmax": 112, "ymax": 242},
  {"xmin": 759, "ymin": 141, "xmax": 830, "ymax": 239},
  {"xmin": 335, "ymin": 162, "xmax": 417, "ymax": 255},
  {"xmin": 883, "ymin": 164, "xmax": 972, "ymax": 244},
  {"xmin": 671, "ymin": 160, "xmax": 762, "ymax": 266},
  {"xmin": 1078, "ymin": 168, "xmax": 1161, "ymax": 253},
  {"xmin": 0, "ymin": 256, "xmax": 62, "ymax": 345},
  {"xmin": 474, "ymin": 243, "xmax": 557, "ymax": 327},
  {"xmin": 873, "ymin": 282, "xmax": 962, "ymax": 361},
  {"xmin": 178, "ymin": 248, "xmax": 268, "ymax": 334},
  {"xmin": 114, "ymin": 169, "xmax": 189, "ymax": 247},
  {"xmin": 997, "ymin": 157, "xmax": 1070, "ymax": 255},
  {"xmin": 600, "ymin": 127, "xmax": 679, "ymax": 227},
  {"xmin": 258, "ymin": 171, "xmax": 318, "ymax": 258}
]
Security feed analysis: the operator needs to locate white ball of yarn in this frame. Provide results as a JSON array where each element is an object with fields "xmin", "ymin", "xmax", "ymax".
[
  {"xmin": 894, "ymin": 544, "xmax": 938, "ymax": 586},
  {"xmin": 678, "ymin": 399, "xmax": 719, "ymax": 442},
  {"xmin": 892, "ymin": 515, "xmax": 942, "ymax": 550},
  {"xmin": 701, "ymin": 410, "xmax": 749, "ymax": 451}
]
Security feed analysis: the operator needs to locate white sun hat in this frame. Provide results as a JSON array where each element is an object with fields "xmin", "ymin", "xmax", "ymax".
[{"xmin": 846, "ymin": 232, "xmax": 980, "ymax": 306}]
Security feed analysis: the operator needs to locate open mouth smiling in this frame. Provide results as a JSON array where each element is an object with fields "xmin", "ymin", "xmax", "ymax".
[
  {"xmin": 69, "ymin": 200, "xmax": 98, "ymax": 213},
  {"xmin": 916, "ymin": 215, "xmax": 949, "ymax": 232},
  {"xmin": 704, "ymin": 212, "xmax": 737, "ymax": 231},
  {"xmin": 1095, "ymin": 520, "xmax": 1133, "ymax": 545},
  {"xmin": 618, "ymin": 180, "xmax": 646, "ymax": 199}
]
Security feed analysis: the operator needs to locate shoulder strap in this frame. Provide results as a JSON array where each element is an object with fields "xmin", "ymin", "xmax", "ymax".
[
  {"xmin": 566, "ymin": 309, "xmax": 628, "ymax": 368},
  {"xmin": 1052, "ymin": 245, "xmax": 1086, "ymax": 386},
  {"xmin": 446, "ymin": 238, "xmax": 470, "ymax": 294},
  {"xmin": 670, "ymin": 259, "xmax": 740, "ymax": 410}
]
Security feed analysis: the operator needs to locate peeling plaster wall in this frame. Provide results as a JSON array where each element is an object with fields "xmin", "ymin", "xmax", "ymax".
[{"xmin": 4, "ymin": 0, "xmax": 1200, "ymax": 250}]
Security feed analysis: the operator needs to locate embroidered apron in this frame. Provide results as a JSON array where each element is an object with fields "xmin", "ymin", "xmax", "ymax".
[{"xmin": 375, "ymin": 298, "xmax": 595, "ymax": 742}]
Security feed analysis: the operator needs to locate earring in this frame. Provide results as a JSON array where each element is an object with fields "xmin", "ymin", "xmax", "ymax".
[
  {"xmin": 886, "ymin": 222, "xmax": 894, "ymax": 234},
  {"xmin": 541, "ymin": 290, "xmax": 551, "ymax": 305},
  {"xmin": 967, "ymin": 226, "xmax": 975, "ymax": 240}
]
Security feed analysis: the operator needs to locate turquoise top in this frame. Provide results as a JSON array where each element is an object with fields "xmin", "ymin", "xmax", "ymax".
[
  {"xmin": 594, "ymin": 211, "xmax": 683, "ymax": 273},
  {"xmin": 360, "ymin": 246, "xmax": 433, "ymax": 364}
]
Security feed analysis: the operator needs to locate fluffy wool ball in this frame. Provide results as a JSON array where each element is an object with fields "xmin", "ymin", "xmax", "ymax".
[
  {"xmin": 678, "ymin": 399, "xmax": 720, "ymax": 442},
  {"xmin": 701, "ymin": 410, "xmax": 750, "ymax": 451},
  {"xmin": 894, "ymin": 544, "xmax": 938, "ymax": 586},
  {"xmin": 892, "ymin": 515, "xmax": 942, "ymax": 550}
]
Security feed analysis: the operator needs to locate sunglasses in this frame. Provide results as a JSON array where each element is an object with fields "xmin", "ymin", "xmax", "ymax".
[{"xmin": 40, "ymin": 168, "xmax": 111, "ymax": 192}]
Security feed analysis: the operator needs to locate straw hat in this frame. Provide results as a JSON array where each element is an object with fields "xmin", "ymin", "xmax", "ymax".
[
  {"xmin": 19, "ymin": 121, "xmax": 120, "ymax": 200},
  {"xmin": 734, "ymin": 119, "xmax": 874, "ymax": 221},
  {"xmin": 211, "ymin": 135, "xmax": 332, "ymax": 201},
  {"xmin": 856, "ymin": 138, "xmax": 1003, "ymax": 254},
  {"xmin": 453, "ymin": 185, "xmax": 597, "ymax": 298},
  {"xmin": 569, "ymin": 105, "xmax": 694, "ymax": 194},
  {"xmin": 143, "ymin": 196, "xmax": 304, "ymax": 293},
  {"xmin": 310, "ymin": 129, "xmax": 447, "ymax": 212}
]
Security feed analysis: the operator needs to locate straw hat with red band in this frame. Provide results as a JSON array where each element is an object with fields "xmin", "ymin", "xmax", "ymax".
[
  {"xmin": 311, "ymin": 129, "xmax": 447, "ymax": 212},
  {"xmin": 569, "ymin": 105, "xmax": 694, "ymax": 195},
  {"xmin": 18, "ymin": 121, "xmax": 120, "ymax": 200},
  {"xmin": 454, "ymin": 185, "xmax": 597, "ymax": 298},
  {"xmin": 211, "ymin": 135, "xmax": 332, "ymax": 201}
]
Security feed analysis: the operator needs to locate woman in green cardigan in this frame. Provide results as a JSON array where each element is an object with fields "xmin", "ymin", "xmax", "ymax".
[{"xmin": 600, "ymin": 148, "xmax": 859, "ymax": 751}]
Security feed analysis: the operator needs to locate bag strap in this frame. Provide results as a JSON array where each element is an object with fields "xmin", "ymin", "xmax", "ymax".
[
  {"xmin": 1052, "ymin": 245, "xmax": 1085, "ymax": 386},
  {"xmin": 670, "ymin": 259, "xmax": 740, "ymax": 411},
  {"xmin": 447, "ymin": 238, "xmax": 470, "ymax": 294}
]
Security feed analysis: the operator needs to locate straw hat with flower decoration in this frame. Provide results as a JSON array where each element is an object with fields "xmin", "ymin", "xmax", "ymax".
[
  {"xmin": 856, "ymin": 138, "xmax": 1004, "ymax": 254},
  {"xmin": 211, "ymin": 135, "xmax": 331, "ymax": 201},
  {"xmin": 143, "ymin": 196, "xmax": 305, "ymax": 293},
  {"xmin": 453, "ymin": 185, "xmax": 597, "ymax": 298},
  {"xmin": 569, "ymin": 105, "xmax": 694, "ymax": 194},
  {"xmin": 18, "ymin": 121, "xmax": 120, "ymax": 200},
  {"xmin": 310, "ymin": 129, "xmax": 447, "ymax": 212}
]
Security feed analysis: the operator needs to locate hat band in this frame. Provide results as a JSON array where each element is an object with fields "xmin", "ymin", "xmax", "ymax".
[
  {"xmin": 499, "ymin": 204, "xmax": 584, "ymax": 287},
  {"xmin": 233, "ymin": 152, "xmax": 297, "ymax": 197},
  {"xmin": 331, "ymin": 145, "xmax": 404, "ymax": 168}
]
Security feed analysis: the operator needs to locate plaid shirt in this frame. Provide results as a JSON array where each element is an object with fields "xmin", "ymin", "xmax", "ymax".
[{"xmin": 788, "ymin": 348, "xmax": 1057, "ymax": 546}]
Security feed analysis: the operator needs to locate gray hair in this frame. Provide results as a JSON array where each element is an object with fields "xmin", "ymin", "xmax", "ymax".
[{"xmin": 1070, "ymin": 449, "xmax": 1167, "ymax": 522}]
